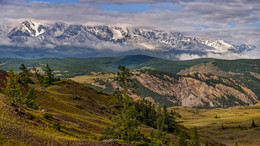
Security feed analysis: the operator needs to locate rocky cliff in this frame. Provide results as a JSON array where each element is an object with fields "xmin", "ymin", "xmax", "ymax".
[{"xmin": 133, "ymin": 70, "xmax": 258, "ymax": 107}]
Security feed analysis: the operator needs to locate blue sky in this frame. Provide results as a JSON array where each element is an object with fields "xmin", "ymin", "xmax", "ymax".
[
  {"xmin": 27, "ymin": 0, "xmax": 79, "ymax": 2},
  {"xmin": 26, "ymin": 0, "xmax": 180, "ymax": 12}
]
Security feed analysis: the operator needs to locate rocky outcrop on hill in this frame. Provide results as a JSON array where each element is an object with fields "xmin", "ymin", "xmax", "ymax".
[{"xmin": 133, "ymin": 71, "xmax": 258, "ymax": 107}]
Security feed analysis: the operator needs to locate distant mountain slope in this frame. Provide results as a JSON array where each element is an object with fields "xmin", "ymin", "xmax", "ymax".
[
  {"xmin": 0, "ymin": 21, "xmax": 255, "ymax": 59},
  {"xmin": 213, "ymin": 59, "xmax": 260, "ymax": 102},
  {"xmin": 0, "ymin": 55, "xmax": 212, "ymax": 77},
  {"xmin": 178, "ymin": 59, "xmax": 260, "ymax": 101}
]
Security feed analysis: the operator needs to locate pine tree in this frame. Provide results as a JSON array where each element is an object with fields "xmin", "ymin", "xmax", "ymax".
[
  {"xmin": 221, "ymin": 124, "xmax": 225, "ymax": 129},
  {"xmin": 18, "ymin": 64, "xmax": 31, "ymax": 86},
  {"xmin": 112, "ymin": 89, "xmax": 123, "ymax": 107},
  {"xmin": 116, "ymin": 65, "xmax": 139, "ymax": 99},
  {"xmin": 32, "ymin": 66, "xmax": 42, "ymax": 83},
  {"xmin": 205, "ymin": 141, "xmax": 209, "ymax": 146},
  {"xmin": 156, "ymin": 105, "xmax": 164, "ymax": 131},
  {"xmin": 102, "ymin": 65, "xmax": 148, "ymax": 144},
  {"xmin": 251, "ymin": 120, "xmax": 257, "ymax": 128},
  {"xmin": 19, "ymin": 64, "xmax": 29, "ymax": 74},
  {"xmin": 43, "ymin": 64, "xmax": 54, "ymax": 86},
  {"xmin": 178, "ymin": 131, "xmax": 187, "ymax": 146},
  {"xmin": 5, "ymin": 67, "xmax": 23, "ymax": 111},
  {"xmin": 191, "ymin": 127, "xmax": 200, "ymax": 146},
  {"xmin": 24, "ymin": 87, "xmax": 38, "ymax": 110}
]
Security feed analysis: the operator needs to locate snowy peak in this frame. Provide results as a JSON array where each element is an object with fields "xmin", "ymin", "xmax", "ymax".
[
  {"xmin": 20, "ymin": 21, "xmax": 45, "ymax": 37},
  {"xmin": 3, "ymin": 21, "xmax": 256, "ymax": 56},
  {"xmin": 7, "ymin": 21, "xmax": 47, "ymax": 43},
  {"xmin": 197, "ymin": 38, "xmax": 237, "ymax": 53}
]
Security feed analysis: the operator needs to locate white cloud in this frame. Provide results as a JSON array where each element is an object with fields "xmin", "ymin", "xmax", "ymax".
[{"xmin": 176, "ymin": 49, "xmax": 260, "ymax": 60}]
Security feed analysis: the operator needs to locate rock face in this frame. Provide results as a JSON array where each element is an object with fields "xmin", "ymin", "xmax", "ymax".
[
  {"xmin": 0, "ymin": 21, "xmax": 255, "ymax": 59},
  {"xmin": 133, "ymin": 71, "xmax": 259, "ymax": 107}
]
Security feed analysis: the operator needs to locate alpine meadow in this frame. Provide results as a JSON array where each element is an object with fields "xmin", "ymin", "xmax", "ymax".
[{"xmin": 0, "ymin": 0, "xmax": 260, "ymax": 145}]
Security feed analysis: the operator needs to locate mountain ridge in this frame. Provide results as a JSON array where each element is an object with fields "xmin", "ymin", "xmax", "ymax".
[{"xmin": 0, "ymin": 20, "xmax": 255, "ymax": 60}]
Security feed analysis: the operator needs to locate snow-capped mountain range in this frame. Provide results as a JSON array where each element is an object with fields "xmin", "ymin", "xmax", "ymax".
[{"xmin": 0, "ymin": 21, "xmax": 255, "ymax": 59}]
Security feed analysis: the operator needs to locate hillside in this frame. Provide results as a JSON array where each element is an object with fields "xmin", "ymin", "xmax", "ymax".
[{"xmin": 0, "ymin": 71, "xmax": 120, "ymax": 145}]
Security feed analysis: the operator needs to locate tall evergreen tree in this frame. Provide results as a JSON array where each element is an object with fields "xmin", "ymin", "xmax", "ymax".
[
  {"xmin": 102, "ymin": 65, "xmax": 148, "ymax": 144},
  {"xmin": 24, "ymin": 87, "xmax": 38, "ymax": 110},
  {"xmin": 251, "ymin": 120, "xmax": 257, "ymax": 128},
  {"xmin": 43, "ymin": 64, "xmax": 54, "ymax": 86},
  {"xmin": 205, "ymin": 141, "xmax": 209, "ymax": 146},
  {"xmin": 191, "ymin": 127, "xmax": 200, "ymax": 146},
  {"xmin": 178, "ymin": 131, "xmax": 187, "ymax": 146},
  {"xmin": 18, "ymin": 64, "xmax": 31, "ymax": 86},
  {"xmin": 5, "ymin": 67, "xmax": 23, "ymax": 111},
  {"xmin": 32, "ymin": 66, "xmax": 42, "ymax": 84}
]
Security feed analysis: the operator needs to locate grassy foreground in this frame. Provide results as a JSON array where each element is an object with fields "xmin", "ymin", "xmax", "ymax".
[
  {"xmin": 0, "ymin": 80, "xmax": 118, "ymax": 145},
  {"xmin": 170, "ymin": 103, "xmax": 260, "ymax": 145}
]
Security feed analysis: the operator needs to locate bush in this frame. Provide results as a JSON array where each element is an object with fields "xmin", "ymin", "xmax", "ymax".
[
  {"xmin": 75, "ymin": 105, "xmax": 83, "ymax": 109},
  {"xmin": 43, "ymin": 113, "xmax": 52, "ymax": 120},
  {"xmin": 53, "ymin": 123, "xmax": 61, "ymax": 131},
  {"xmin": 251, "ymin": 120, "xmax": 257, "ymax": 128}
]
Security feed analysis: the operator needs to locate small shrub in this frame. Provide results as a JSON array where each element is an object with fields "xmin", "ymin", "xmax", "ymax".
[
  {"xmin": 251, "ymin": 120, "xmax": 257, "ymax": 128},
  {"xmin": 43, "ymin": 113, "xmax": 52, "ymax": 120},
  {"xmin": 75, "ymin": 105, "xmax": 83, "ymax": 109},
  {"xmin": 72, "ymin": 96, "xmax": 81, "ymax": 100},
  {"xmin": 54, "ymin": 123, "xmax": 61, "ymax": 131},
  {"xmin": 221, "ymin": 124, "xmax": 225, "ymax": 130}
]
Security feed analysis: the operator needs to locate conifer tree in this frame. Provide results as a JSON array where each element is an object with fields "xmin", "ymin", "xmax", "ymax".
[
  {"xmin": 178, "ymin": 131, "xmax": 187, "ymax": 146},
  {"xmin": 24, "ymin": 87, "xmax": 38, "ymax": 110},
  {"xmin": 191, "ymin": 127, "xmax": 200, "ymax": 146},
  {"xmin": 116, "ymin": 65, "xmax": 139, "ymax": 95},
  {"xmin": 5, "ymin": 67, "xmax": 23, "ymax": 111},
  {"xmin": 221, "ymin": 124, "xmax": 225, "ymax": 129},
  {"xmin": 18, "ymin": 64, "xmax": 31, "ymax": 86},
  {"xmin": 251, "ymin": 120, "xmax": 257, "ymax": 128},
  {"xmin": 102, "ymin": 65, "xmax": 148, "ymax": 144},
  {"xmin": 205, "ymin": 141, "xmax": 209, "ymax": 146},
  {"xmin": 43, "ymin": 64, "xmax": 54, "ymax": 86}
]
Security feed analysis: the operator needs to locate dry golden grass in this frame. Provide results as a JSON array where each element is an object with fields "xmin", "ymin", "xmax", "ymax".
[
  {"xmin": 170, "ymin": 104, "xmax": 260, "ymax": 145},
  {"xmin": 70, "ymin": 74, "xmax": 115, "ymax": 84}
]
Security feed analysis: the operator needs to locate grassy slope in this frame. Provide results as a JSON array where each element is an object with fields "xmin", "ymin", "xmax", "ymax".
[
  {"xmin": 0, "ymin": 80, "xmax": 118, "ymax": 145},
  {"xmin": 170, "ymin": 104, "xmax": 260, "ymax": 145}
]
